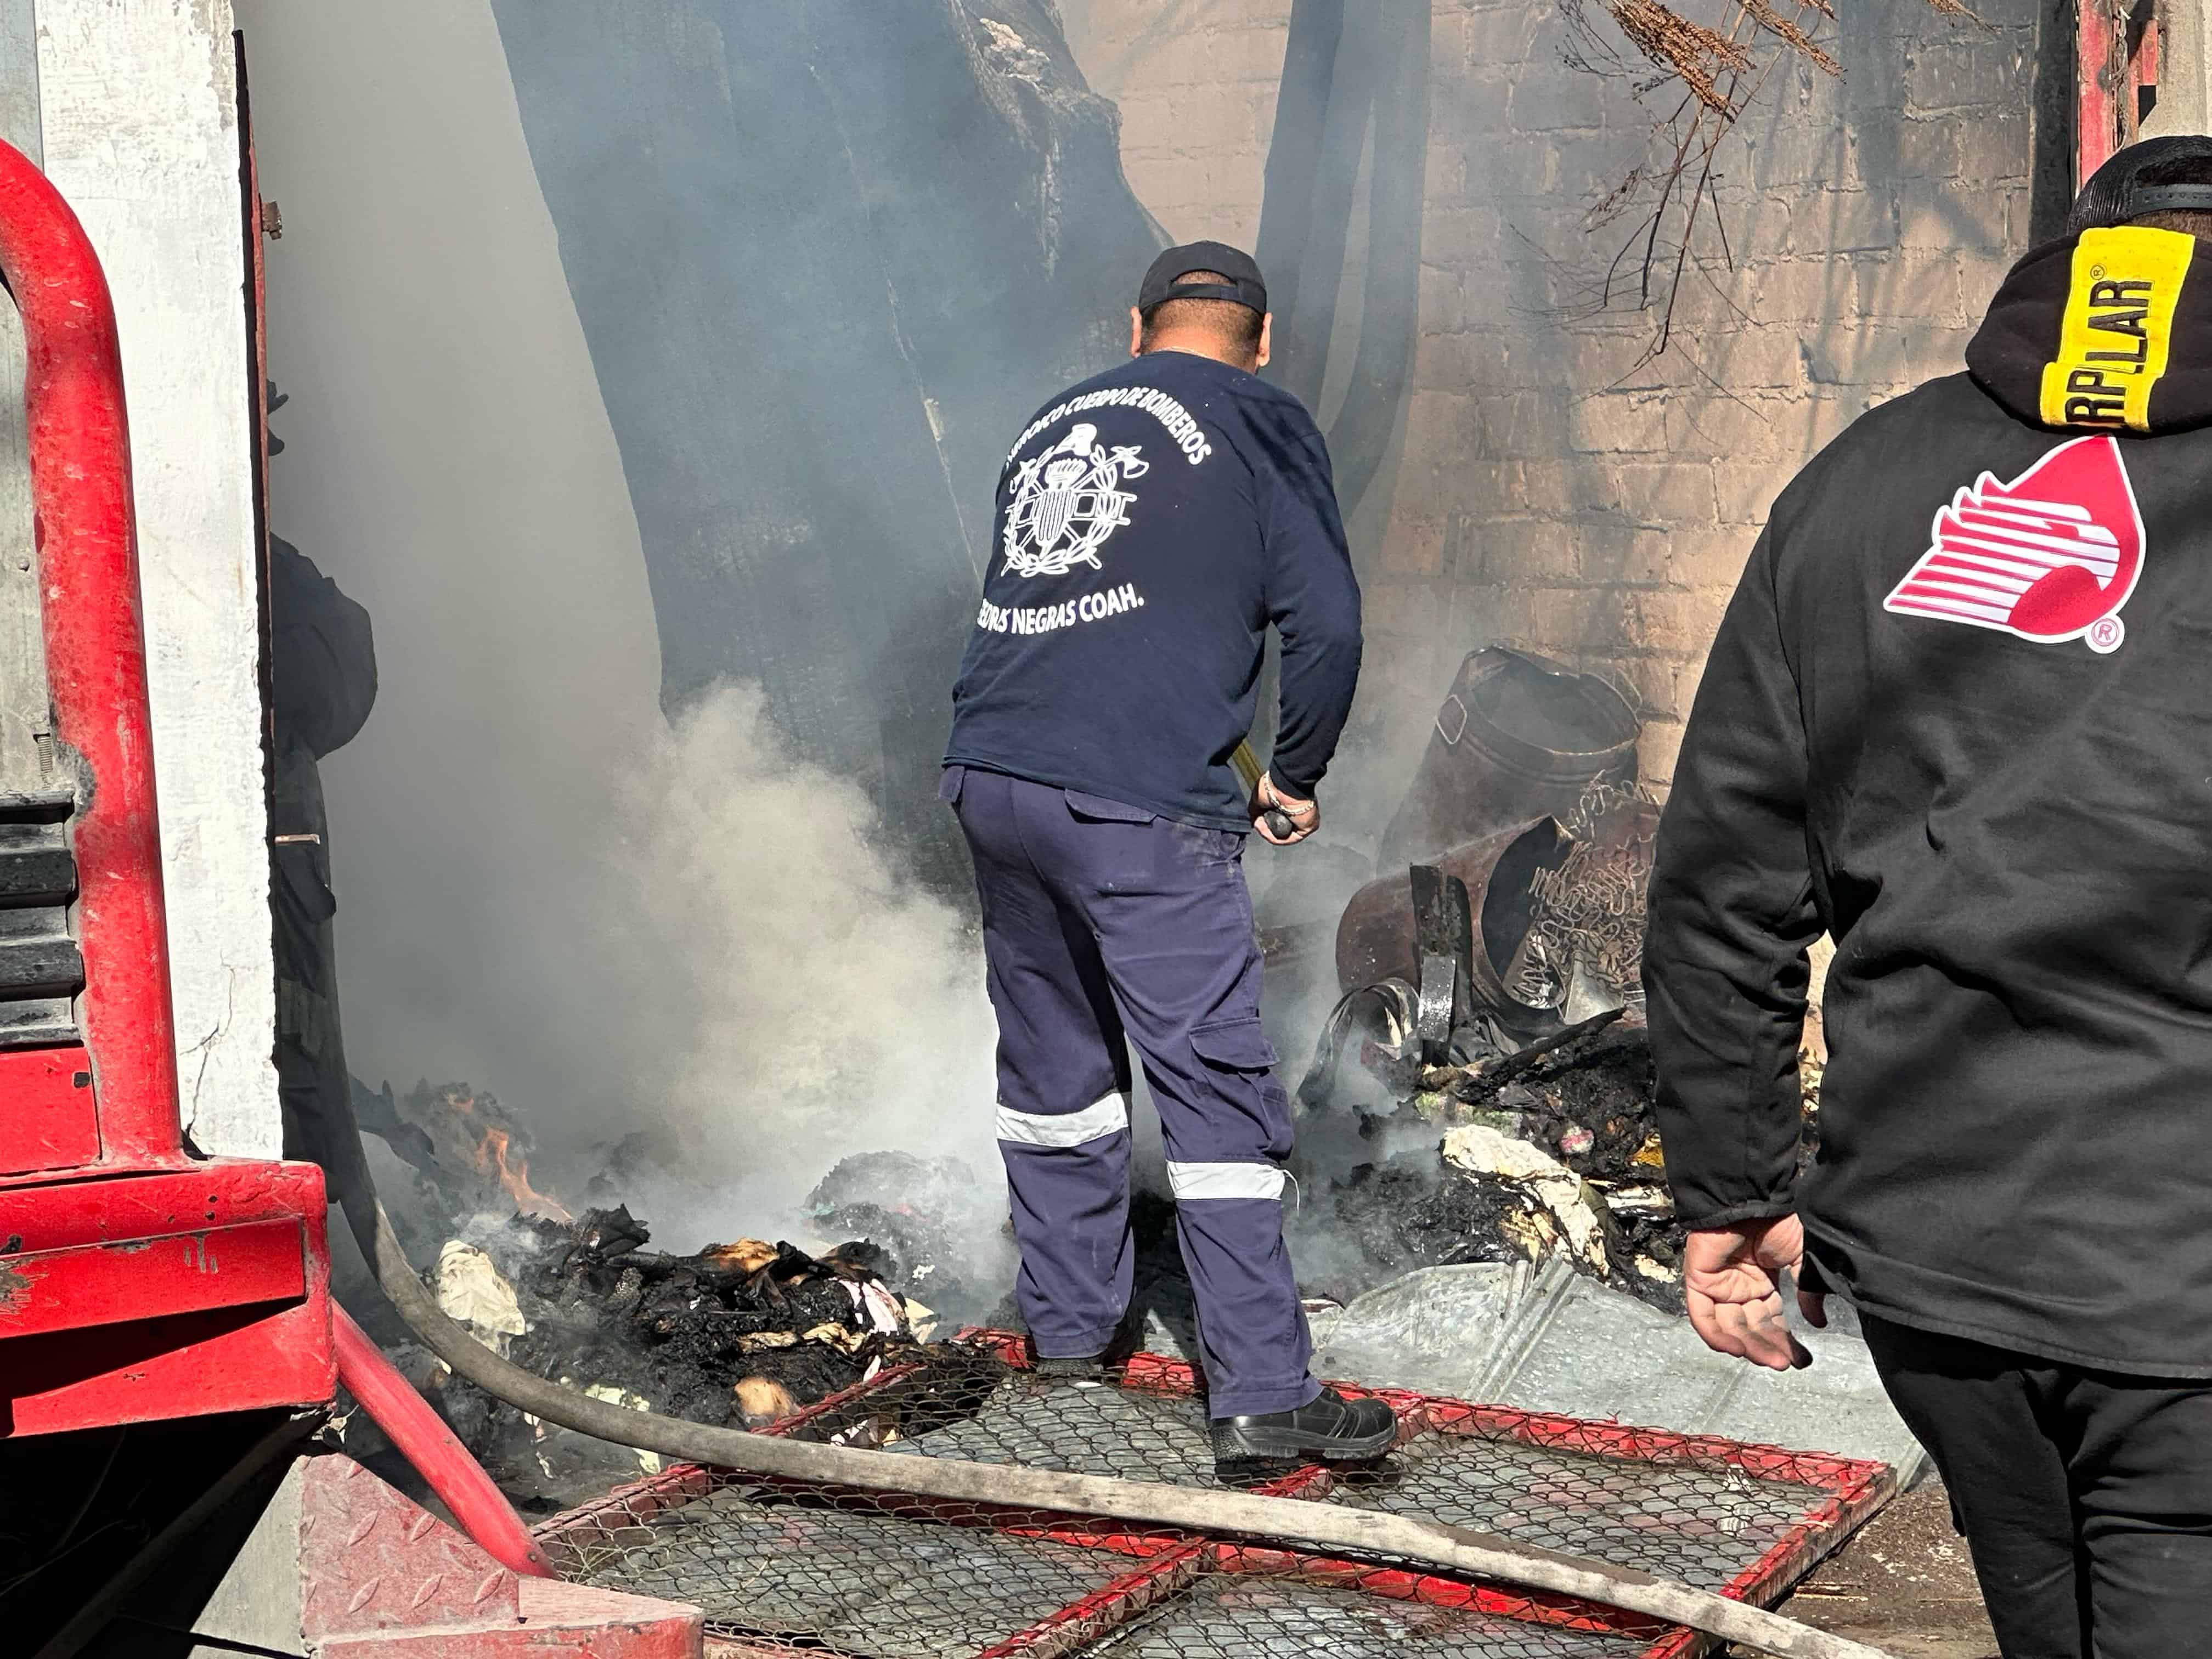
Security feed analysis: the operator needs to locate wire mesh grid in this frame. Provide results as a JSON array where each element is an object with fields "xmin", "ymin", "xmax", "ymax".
[
  {"xmin": 879, "ymin": 1367, "xmax": 1295, "ymax": 1490},
  {"xmin": 1084, "ymin": 1580, "xmax": 1648, "ymax": 1659},
  {"xmin": 536, "ymin": 1331, "xmax": 1894, "ymax": 1659},
  {"xmin": 1321, "ymin": 1417, "xmax": 1819, "ymax": 1584},
  {"xmin": 556, "ymin": 1477, "xmax": 1143, "ymax": 1656}
]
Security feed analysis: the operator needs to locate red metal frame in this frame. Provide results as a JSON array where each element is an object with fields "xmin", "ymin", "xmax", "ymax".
[
  {"xmin": 537, "ymin": 1331, "xmax": 1895, "ymax": 1658},
  {"xmin": 0, "ymin": 1044, "xmax": 102, "ymax": 1175},
  {"xmin": 0, "ymin": 139, "xmax": 185, "ymax": 1171},
  {"xmin": 331, "ymin": 1302, "xmax": 555, "ymax": 1579},
  {"xmin": 0, "ymin": 137, "xmax": 332, "ymax": 1437},
  {"xmin": 0, "ymin": 1165, "xmax": 331, "ymax": 1434},
  {"xmin": 2080, "ymin": 0, "xmax": 2163, "ymax": 187}
]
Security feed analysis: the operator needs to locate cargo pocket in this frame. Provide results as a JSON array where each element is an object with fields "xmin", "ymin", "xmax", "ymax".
[
  {"xmin": 1189, "ymin": 1017, "xmax": 1279, "ymax": 1072},
  {"xmin": 1188, "ymin": 1017, "xmax": 1291, "ymax": 1160},
  {"xmin": 1064, "ymin": 788, "xmax": 1156, "ymax": 825}
]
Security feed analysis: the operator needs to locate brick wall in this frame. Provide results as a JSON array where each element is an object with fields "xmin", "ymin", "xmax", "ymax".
[
  {"xmin": 1059, "ymin": 0, "xmax": 2061, "ymax": 825},
  {"xmin": 1059, "ymin": 1, "xmax": 1291, "ymax": 250}
]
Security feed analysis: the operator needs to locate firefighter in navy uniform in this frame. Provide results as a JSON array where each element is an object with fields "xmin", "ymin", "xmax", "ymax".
[
  {"xmin": 943, "ymin": 242, "xmax": 1394, "ymax": 1479},
  {"xmin": 1646, "ymin": 139, "xmax": 2212, "ymax": 1653}
]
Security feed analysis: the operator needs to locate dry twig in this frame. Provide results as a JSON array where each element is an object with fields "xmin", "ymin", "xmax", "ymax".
[
  {"xmin": 1565, "ymin": 0, "xmax": 1967, "ymax": 363},
  {"xmin": 1607, "ymin": 0, "xmax": 1753, "ymax": 111}
]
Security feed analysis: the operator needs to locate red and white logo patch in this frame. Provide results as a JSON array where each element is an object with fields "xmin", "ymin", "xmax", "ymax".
[{"xmin": 1882, "ymin": 435, "xmax": 2143, "ymax": 654}]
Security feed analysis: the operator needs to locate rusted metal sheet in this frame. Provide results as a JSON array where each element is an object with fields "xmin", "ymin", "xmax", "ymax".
[
  {"xmin": 1379, "ymin": 649, "xmax": 1638, "ymax": 873},
  {"xmin": 1337, "ymin": 818, "xmax": 1573, "ymax": 1015}
]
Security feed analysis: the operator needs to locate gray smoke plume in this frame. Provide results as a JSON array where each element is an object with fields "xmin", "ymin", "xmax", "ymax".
[
  {"xmin": 235, "ymin": 0, "xmax": 1001, "ymax": 1247},
  {"xmin": 485, "ymin": 0, "xmax": 1167, "ymax": 894}
]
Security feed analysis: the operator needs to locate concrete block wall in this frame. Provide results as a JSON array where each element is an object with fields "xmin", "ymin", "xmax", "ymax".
[{"xmin": 1060, "ymin": 0, "xmax": 2055, "ymax": 806}]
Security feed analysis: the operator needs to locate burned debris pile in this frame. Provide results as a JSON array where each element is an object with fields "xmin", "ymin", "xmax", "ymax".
[
  {"xmin": 1299, "ymin": 1016, "xmax": 1688, "ymax": 1311},
  {"xmin": 350, "ymin": 1084, "xmax": 1003, "ymax": 1509},
  {"xmin": 1289, "ymin": 648, "xmax": 1725, "ymax": 1313},
  {"xmin": 389, "ymin": 1204, "xmax": 931, "ymax": 1507},
  {"xmin": 329, "ymin": 644, "xmax": 1837, "ymax": 1509}
]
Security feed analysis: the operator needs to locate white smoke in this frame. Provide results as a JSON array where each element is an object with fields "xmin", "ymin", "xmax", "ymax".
[{"xmin": 588, "ymin": 684, "xmax": 998, "ymax": 1247}]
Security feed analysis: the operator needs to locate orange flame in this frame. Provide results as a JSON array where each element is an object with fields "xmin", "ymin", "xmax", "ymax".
[
  {"xmin": 700, "ymin": 1239, "xmax": 780, "ymax": 1276},
  {"xmin": 472, "ymin": 1125, "xmax": 572, "ymax": 1222}
]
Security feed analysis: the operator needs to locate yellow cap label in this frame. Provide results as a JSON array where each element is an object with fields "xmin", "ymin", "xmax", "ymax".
[{"xmin": 2040, "ymin": 227, "xmax": 2195, "ymax": 431}]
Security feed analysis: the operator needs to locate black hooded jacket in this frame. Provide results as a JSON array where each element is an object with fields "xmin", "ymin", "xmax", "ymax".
[{"xmin": 1646, "ymin": 225, "xmax": 2212, "ymax": 1373}]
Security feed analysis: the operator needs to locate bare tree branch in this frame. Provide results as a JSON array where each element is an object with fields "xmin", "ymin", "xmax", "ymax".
[{"xmin": 1561, "ymin": 0, "xmax": 1965, "ymax": 362}]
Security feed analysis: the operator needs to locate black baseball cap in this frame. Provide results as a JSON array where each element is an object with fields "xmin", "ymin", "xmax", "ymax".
[
  {"xmin": 2070, "ymin": 136, "xmax": 2212, "ymax": 234},
  {"xmin": 1138, "ymin": 241, "xmax": 1267, "ymax": 316}
]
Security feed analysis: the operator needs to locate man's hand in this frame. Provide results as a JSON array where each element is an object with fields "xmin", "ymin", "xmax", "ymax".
[
  {"xmin": 1252, "ymin": 773, "xmax": 1319, "ymax": 845},
  {"xmin": 1683, "ymin": 1214, "xmax": 1825, "ymax": 1372}
]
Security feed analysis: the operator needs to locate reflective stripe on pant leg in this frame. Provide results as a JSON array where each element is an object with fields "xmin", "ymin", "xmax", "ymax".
[
  {"xmin": 1162, "ymin": 1009, "xmax": 1313, "ymax": 1414},
  {"xmin": 1166, "ymin": 1161, "xmax": 1285, "ymax": 1201},
  {"xmin": 999, "ymin": 1092, "xmax": 1137, "ymax": 1355},
  {"xmin": 997, "ymin": 1090, "xmax": 1130, "ymax": 1148},
  {"xmin": 1167, "ymin": 1159, "xmax": 1318, "ymax": 1417},
  {"xmin": 957, "ymin": 772, "xmax": 1135, "ymax": 1362}
]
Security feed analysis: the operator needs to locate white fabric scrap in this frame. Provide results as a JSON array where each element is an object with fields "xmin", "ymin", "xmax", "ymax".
[
  {"xmin": 903, "ymin": 1297, "xmax": 939, "ymax": 1342},
  {"xmin": 838, "ymin": 1275, "xmax": 912, "ymax": 1336},
  {"xmin": 582, "ymin": 1383, "xmax": 662, "ymax": 1474},
  {"xmin": 858, "ymin": 1278, "xmax": 907, "ymax": 1335},
  {"xmin": 435, "ymin": 1240, "xmax": 527, "ymax": 1356}
]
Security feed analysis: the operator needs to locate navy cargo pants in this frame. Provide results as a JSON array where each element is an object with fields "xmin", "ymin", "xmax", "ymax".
[{"xmin": 943, "ymin": 764, "xmax": 1320, "ymax": 1419}]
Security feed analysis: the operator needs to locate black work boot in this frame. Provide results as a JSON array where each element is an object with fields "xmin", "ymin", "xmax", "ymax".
[
  {"xmin": 1032, "ymin": 1353, "xmax": 1106, "ymax": 1381},
  {"xmin": 1212, "ymin": 1386, "xmax": 1397, "ymax": 1483},
  {"xmin": 1028, "ymin": 1317, "xmax": 1142, "ymax": 1382}
]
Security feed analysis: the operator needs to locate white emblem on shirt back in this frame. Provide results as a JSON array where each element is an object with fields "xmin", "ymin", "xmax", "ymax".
[{"xmin": 1001, "ymin": 422, "xmax": 1149, "ymax": 579}]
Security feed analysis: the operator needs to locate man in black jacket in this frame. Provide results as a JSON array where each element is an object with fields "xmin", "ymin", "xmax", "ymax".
[
  {"xmin": 270, "ymin": 529, "xmax": 377, "ymax": 1171},
  {"xmin": 1646, "ymin": 138, "xmax": 2212, "ymax": 1652},
  {"xmin": 944, "ymin": 243, "xmax": 1392, "ymax": 1480}
]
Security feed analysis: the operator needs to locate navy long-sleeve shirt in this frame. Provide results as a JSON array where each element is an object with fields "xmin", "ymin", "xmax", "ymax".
[{"xmin": 945, "ymin": 349, "xmax": 1362, "ymax": 831}]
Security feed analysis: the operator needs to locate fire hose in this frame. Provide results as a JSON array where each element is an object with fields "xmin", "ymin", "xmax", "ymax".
[{"xmin": 320, "ymin": 1112, "xmax": 1896, "ymax": 1659}]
